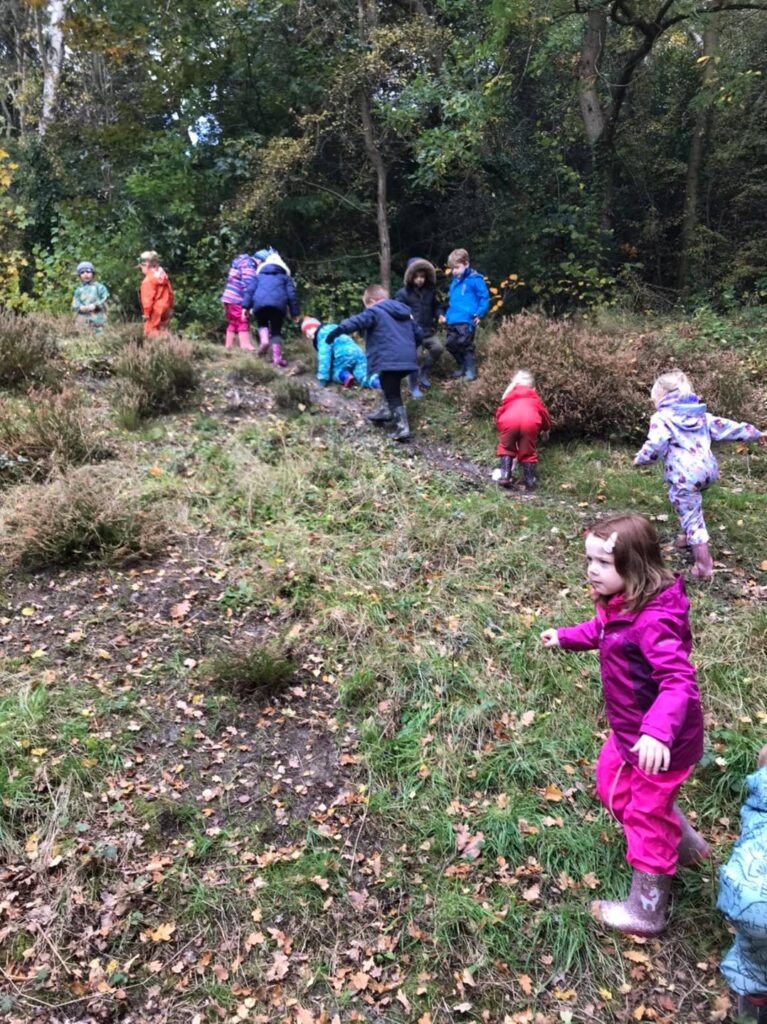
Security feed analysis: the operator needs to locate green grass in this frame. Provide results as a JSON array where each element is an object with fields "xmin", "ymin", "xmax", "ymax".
[{"xmin": 1, "ymin": 324, "xmax": 766, "ymax": 1021}]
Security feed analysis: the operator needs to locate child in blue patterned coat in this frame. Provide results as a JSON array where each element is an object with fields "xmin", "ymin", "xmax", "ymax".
[
  {"xmin": 718, "ymin": 745, "xmax": 767, "ymax": 1022},
  {"xmin": 634, "ymin": 370, "xmax": 763, "ymax": 580},
  {"xmin": 301, "ymin": 317, "xmax": 380, "ymax": 390}
]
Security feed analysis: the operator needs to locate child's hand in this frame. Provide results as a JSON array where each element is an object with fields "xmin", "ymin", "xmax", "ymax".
[
  {"xmin": 540, "ymin": 629, "xmax": 560, "ymax": 648},
  {"xmin": 438, "ymin": 315, "xmax": 446, "ymax": 325},
  {"xmin": 631, "ymin": 734, "xmax": 671, "ymax": 774}
]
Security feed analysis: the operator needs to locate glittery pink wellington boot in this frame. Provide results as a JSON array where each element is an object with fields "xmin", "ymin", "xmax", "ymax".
[{"xmin": 591, "ymin": 870, "xmax": 671, "ymax": 937}]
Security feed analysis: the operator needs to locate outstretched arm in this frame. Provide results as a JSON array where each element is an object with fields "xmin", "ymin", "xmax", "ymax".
[
  {"xmin": 706, "ymin": 413, "xmax": 762, "ymax": 444},
  {"xmin": 327, "ymin": 309, "xmax": 376, "ymax": 344},
  {"xmin": 634, "ymin": 414, "xmax": 671, "ymax": 465}
]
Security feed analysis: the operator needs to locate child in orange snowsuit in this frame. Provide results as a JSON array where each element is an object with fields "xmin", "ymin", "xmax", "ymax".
[
  {"xmin": 493, "ymin": 370, "xmax": 551, "ymax": 491},
  {"xmin": 138, "ymin": 250, "xmax": 175, "ymax": 337}
]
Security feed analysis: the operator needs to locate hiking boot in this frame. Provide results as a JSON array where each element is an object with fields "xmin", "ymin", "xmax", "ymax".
[
  {"xmin": 389, "ymin": 405, "xmax": 411, "ymax": 442},
  {"xmin": 408, "ymin": 372, "xmax": 424, "ymax": 399},
  {"xmin": 737, "ymin": 995, "xmax": 767, "ymax": 1022},
  {"xmin": 591, "ymin": 870, "xmax": 671, "ymax": 937},
  {"xmin": 495, "ymin": 456, "xmax": 513, "ymax": 488},
  {"xmin": 691, "ymin": 542, "xmax": 714, "ymax": 579},
  {"xmin": 464, "ymin": 351, "xmax": 477, "ymax": 382},
  {"xmin": 522, "ymin": 463, "xmax": 538, "ymax": 491},
  {"xmin": 675, "ymin": 805, "xmax": 711, "ymax": 867},
  {"xmin": 367, "ymin": 401, "xmax": 394, "ymax": 424}
]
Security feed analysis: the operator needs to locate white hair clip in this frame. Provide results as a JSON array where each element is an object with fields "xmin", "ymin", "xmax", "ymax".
[{"xmin": 603, "ymin": 531, "xmax": 619, "ymax": 554}]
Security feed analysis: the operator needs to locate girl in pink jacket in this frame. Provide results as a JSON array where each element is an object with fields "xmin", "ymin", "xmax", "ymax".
[{"xmin": 541, "ymin": 513, "xmax": 707, "ymax": 937}]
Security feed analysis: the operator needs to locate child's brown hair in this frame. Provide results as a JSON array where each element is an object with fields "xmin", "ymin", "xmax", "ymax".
[
  {"xmin": 363, "ymin": 284, "xmax": 388, "ymax": 305},
  {"xmin": 589, "ymin": 514, "xmax": 674, "ymax": 612}
]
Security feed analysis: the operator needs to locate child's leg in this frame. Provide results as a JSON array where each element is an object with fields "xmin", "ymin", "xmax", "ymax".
[
  {"xmin": 674, "ymin": 804, "xmax": 710, "ymax": 866},
  {"xmin": 224, "ymin": 304, "xmax": 237, "ymax": 348},
  {"xmin": 622, "ymin": 764, "xmax": 694, "ymax": 875},
  {"xmin": 668, "ymin": 482, "xmax": 714, "ymax": 578},
  {"xmin": 595, "ymin": 733, "xmax": 633, "ymax": 823},
  {"xmin": 668, "ymin": 483, "xmax": 708, "ymax": 546},
  {"xmin": 269, "ymin": 309, "xmax": 287, "ymax": 365}
]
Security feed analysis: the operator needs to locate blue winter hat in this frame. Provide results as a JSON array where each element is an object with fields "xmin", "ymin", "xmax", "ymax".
[
  {"xmin": 76, "ymin": 261, "xmax": 95, "ymax": 275},
  {"xmin": 254, "ymin": 248, "xmax": 273, "ymax": 262}
]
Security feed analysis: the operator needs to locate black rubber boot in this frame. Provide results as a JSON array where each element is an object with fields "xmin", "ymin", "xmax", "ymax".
[
  {"xmin": 464, "ymin": 350, "xmax": 477, "ymax": 382},
  {"xmin": 367, "ymin": 401, "xmax": 394, "ymax": 424},
  {"xmin": 389, "ymin": 405, "xmax": 411, "ymax": 442},
  {"xmin": 522, "ymin": 463, "xmax": 538, "ymax": 491},
  {"xmin": 450, "ymin": 352, "xmax": 466, "ymax": 379},
  {"xmin": 497, "ymin": 456, "xmax": 513, "ymax": 487}
]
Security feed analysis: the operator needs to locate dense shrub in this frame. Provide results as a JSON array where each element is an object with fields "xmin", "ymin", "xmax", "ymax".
[
  {"xmin": 0, "ymin": 388, "xmax": 112, "ymax": 482},
  {"xmin": 273, "ymin": 378, "xmax": 312, "ymax": 412},
  {"xmin": 228, "ymin": 356, "xmax": 278, "ymax": 385},
  {"xmin": 0, "ymin": 463, "xmax": 167, "ymax": 569},
  {"xmin": 467, "ymin": 313, "xmax": 765, "ymax": 441},
  {"xmin": 0, "ymin": 312, "xmax": 62, "ymax": 391},
  {"xmin": 114, "ymin": 336, "xmax": 198, "ymax": 427}
]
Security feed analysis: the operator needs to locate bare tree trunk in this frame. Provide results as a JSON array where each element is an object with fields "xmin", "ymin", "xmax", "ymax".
[
  {"xmin": 678, "ymin": 23, "xmax": 719, "ymax": 295},
  {"xmin": 359, "ymin": 92, "xmax": 391, "ymax": 292},
  {"xmin": 37, "ymin": 0, "xmax": 66, "ymax": 138},
  {"xmin": 357, "ymin": 0, "xmax": 391, "ymax": 290},
  {"xmin": 578, "ymin": 9, "xmax": 607, "ymax": 146}
]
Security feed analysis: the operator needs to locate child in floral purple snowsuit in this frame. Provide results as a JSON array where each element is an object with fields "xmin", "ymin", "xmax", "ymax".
[{"xmin": 634, "ymin": 370, "xmax": 763, "ymax": 579}]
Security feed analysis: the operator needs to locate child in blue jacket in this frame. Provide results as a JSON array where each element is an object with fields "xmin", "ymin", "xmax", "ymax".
[
  {"xmin": 243, "ymin": 250, "xmax": 301, "ymax": 366},
  {"xmin": 438, "ymin": 248, "xmax": 490, "ymax": 382},
  {"xmin": 301, "ymin": 317, "xmax": 380, "ymax": 390},
  {"xmin": 325, "ymin": 285, "xmax": 421, "ymax": 442},
  {"xmin": 718, "ymin": 745, "xmax": 767, "ymax": 1022}
]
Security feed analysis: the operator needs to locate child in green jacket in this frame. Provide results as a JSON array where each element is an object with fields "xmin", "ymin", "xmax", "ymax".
[{"xmin": 72, "ymin": 261, "xmax": 109, "ymax": 329}]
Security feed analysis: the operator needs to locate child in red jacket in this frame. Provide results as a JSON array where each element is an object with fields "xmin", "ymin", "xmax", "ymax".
[{"xmin": 493, "ymin": 370, "xmax": 551, "ymax": 491}]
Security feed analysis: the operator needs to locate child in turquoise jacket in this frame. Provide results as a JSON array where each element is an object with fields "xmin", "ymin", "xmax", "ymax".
[{"xmin": 301, "ymin": 317, "xmax": 380, "ymax": 389}]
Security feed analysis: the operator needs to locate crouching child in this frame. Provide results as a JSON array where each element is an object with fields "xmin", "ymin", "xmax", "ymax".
[
  {"xmin": 493, "ymin": 371, "xmax": 551, "ymax": 491},
  {"xmin": 301, "ymin": 317, "xmax": 380, "ymax": 390}
]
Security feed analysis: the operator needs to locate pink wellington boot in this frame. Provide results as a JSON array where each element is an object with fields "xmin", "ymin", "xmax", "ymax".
[
  {"xmin": 271, "ymin": 336, "xmax": 288, "ymax": 367},
  {"xmin": 257, "ymin": 326, "xmax": 270, "ymax": 356},
  {"xmin": 675, "ymin": 806, "xmax": 711, "ymax": 867},
  {"xmin": 591, "ymin": 869, "xmax": 671, "ymax": 937},
  {"xmin": 238, "ymin": 331, "xmax": 254, "ymax": 352},
  {"xmin": 691, "ymin": 542, "xmax": 714, "ymax": 580},
  {"xmin": 225, "ymin": 328, "xmax": 236, "ymax": 349}
]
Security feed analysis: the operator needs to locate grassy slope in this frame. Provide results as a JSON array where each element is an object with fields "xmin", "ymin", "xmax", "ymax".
[{"xmin": 1, "ymin": 327, "xmax": 766, "ymax": 1024}]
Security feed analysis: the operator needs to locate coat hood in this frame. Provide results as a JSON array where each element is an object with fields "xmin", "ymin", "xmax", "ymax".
[
  {"xmin": 502, "ymin": 385, "xmax": 538, "ymax": 402},
  {"xmin": 377, "ymin": 299, "xmax": 414, "ymax": 321},
  {"xmin": 316, "ymin": 323, "xmax": 339, "ymax": 350},
  {"xmin": 597, "ymin": 573, "xmax": 689, "ymax": 625},
  {"xmin": 657, "ymin": 393, "xmax": 708, "ymax": 432},
  {"xmin": 745, "ymin": 766, "xmax": 767, "ymax": 814},
  {"xmin": 404, "ymin": 258, "xmax": 436, "ymax": 288},
  {"xmin": 258, "ymin": 262, "xmax": 288, "ymax": 278},
  {"xmin": 259, "ymin": 252, "xmax": 291, "ymax": 275}
]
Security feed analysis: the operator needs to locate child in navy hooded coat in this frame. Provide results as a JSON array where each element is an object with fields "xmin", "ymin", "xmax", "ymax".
[
  {"xmin": 243, "ymin": 250, "xmax": 301, "ymax": 366},
  {"xmin": 325, "ymin": 284, "xmax": 421, "ymax": 442}
]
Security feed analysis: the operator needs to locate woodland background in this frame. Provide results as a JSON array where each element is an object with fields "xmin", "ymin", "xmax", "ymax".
[{"xmin": 1, "ymin": 0, "xmax": 767, "ymax": 329}]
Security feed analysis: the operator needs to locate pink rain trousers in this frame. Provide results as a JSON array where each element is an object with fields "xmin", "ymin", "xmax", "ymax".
[{"xmin": 595, "ymin": 733, "xmax": 694, "ymax": 876}]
